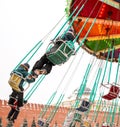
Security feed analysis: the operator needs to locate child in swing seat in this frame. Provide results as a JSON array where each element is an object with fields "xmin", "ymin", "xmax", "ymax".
[
  {"xmin": 7, "ymin": 63, "xmax": 35, "ymax": 123},
  {"xmin": 30, "ymin": 27, "xmax": 76, "ymax": 78}
]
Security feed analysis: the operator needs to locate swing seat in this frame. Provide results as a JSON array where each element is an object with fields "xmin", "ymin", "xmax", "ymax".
[
  {"xmin": 63, "ymin": 111, "xmax": 75, "ymax": 127},
  {"xmin": 102, "ymin": 126, "xmax": 110, "ymax": 127},
  {"xmin": 38, "ymin": 120, "xmax": 44, "ymax": 126},
  {"xmin": 83, "ymin": 121, "xmax": 91, "ymax": 127},
  {"xmin": 73, "ymin": 111, "xmax": 82, "ymax": 122},
  {"xmin": 76, "ymin": 100, "xmax": 91, "ymax": 112},
  {"xmin": 8, "ymin": 72, "xmax": 23, "ymax": 92},
  {"xmin": 102, "ymin": 85, "xmax": 120, "ymax": 100},
  {"xmin": 46, "ymin": 40, "xmax": 75, "ymax": 65}
]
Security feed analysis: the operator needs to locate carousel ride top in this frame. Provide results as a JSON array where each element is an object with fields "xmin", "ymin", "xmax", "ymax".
[{"xmin": 66, "ymin": 0, "xmax": 120, "ymax": 62}]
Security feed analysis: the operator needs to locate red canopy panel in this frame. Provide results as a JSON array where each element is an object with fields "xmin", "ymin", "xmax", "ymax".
[{"xmin": 70, "ymin": 0, "xmax": 120, "ymax": 21}]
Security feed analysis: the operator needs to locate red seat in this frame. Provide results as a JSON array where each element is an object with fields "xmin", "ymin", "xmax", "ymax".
[{"xmin": 102, "ymin": 85, "xmax": 120, "ymax": 100}]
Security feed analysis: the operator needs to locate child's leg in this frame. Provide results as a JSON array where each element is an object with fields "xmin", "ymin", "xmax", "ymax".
[
  {"xmin": 17, "ymin": 92, "xmax": 24, "ymax": 107},
  {"xmin": 10, "ymin": 107, "xmax": 20, "ymax": 122},
  {"xmin": 7, "ymin": 108, "xmax": 15, "ymax": 120},
  {"xmin": 32, "ymin": 54, "xmax": 47, "ymax": 72},
  {"xmin": 8, "ymin": 90, "xmax": 18, "ymax": 106}
]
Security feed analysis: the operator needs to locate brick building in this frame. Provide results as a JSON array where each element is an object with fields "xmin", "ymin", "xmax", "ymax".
[
  {"xmin": 0, "ymin": 99, "xmax": 120, "ymax": 127},
  {"xmin": 0, "ymin": 100, "xmax": 68, "ymax": 127}
]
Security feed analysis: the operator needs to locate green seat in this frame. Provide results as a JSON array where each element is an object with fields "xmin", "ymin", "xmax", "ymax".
[
  {"xmin": 73, "ymin": 112, "xmax": 82, "ymax": 122},
  {"xmin": 46, "ymin": 40, "xmax": 75, "ymax": 65}
]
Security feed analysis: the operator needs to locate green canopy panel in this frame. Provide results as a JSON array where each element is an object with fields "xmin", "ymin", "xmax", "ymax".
[{"xmin": 81, "ymin": 38, "xmax": 120, "ymax": 62}]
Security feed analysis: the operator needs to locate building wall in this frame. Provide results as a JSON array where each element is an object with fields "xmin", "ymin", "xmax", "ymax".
[
  {"xmin": 0, "ymin": 99, "xmax": 120, "ymax": 127},
  {"xmin": 0, "ymin": 100, "xmax": 68, "ymax": 127}
]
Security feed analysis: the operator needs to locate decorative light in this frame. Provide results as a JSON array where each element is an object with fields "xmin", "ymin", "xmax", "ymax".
[{"xmin": 98, "ymin": 4, "xmax": 106, "ymax": 18}]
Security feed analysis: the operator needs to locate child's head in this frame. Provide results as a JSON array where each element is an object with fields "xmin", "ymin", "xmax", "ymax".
[{"xmin": 21, "ymin": 63, "xmax": 30, "ymax": 71}]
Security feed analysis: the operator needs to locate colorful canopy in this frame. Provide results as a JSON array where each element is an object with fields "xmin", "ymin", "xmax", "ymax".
[{"xmin": 67, "ymin": 0, "xmax": 120, "ymax": 61}]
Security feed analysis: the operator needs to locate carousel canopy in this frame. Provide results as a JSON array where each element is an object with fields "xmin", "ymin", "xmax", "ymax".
[{"xmin": 67, "ymin": 0, "xmax": 120, "ymax": 61}]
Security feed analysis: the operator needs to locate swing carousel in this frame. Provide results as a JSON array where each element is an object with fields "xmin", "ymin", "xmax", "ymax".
[
  {"xmin": 66, "ymin": 0, "xmax": 120, "ymax": 60},
  {"xmin": 66, "ymin": 0, "xmax": 120, "ymax": 98},
  {"xmin": 6, "ymin": 0, "xmax": 120, "ymax": 127},
  {"xmin": 62, "ymin": 0, "xmax": 120, "ymax": 126}
]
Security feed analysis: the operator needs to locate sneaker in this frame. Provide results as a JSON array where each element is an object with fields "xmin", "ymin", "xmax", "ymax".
[
  {"xmin": 23, "ymin": 100, "xmax": 27, "ymax": 104},
  {"xmin": 10, "ymin": 119, "xmax": 15, "ymax": 123},
  {"xmin": 6, "ymin": 117, "xmax": 11, "ymax": 122}
]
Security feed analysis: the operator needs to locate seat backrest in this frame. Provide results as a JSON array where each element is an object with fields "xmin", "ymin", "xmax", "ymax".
[
  {"xmin": 46, "ymin": 40, "xmax": 64, "ymax": 54},
  {"xmin": 38, "ymin": 120, "xmax": 44, "ymax": 126},
  {"xmin": 81, "ymin": 100, "xmax": 90, "ymax": 109},
  {"xmin": 8, "ymin": 72, "xmax": 23, "ymax": 92},
  {"xmin": 76, "ymin": 100, "xmax": 91, "ymax": 113},
  {"xmin": 46, "ymin": 40, "xmax": 75, "ymax": 65},
  {"xmin": 74, "ymin": 112, "xmax": 82, "ymax": 122},
  {"xmin": 83, "ymin": 121, "xmax": 90, "ymax": 127},
  {"xmin": 109, "ymin": 85, "xmax": 119, "ymax": 94}
]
